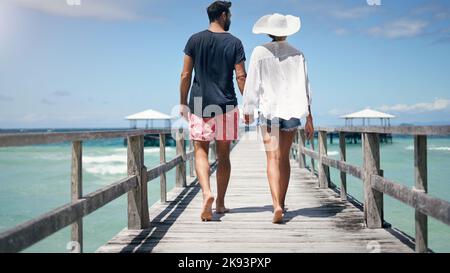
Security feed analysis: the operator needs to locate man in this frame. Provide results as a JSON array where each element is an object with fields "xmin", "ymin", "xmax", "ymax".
[{"xmin": 179, "ymin": 1, "xmax": 247, "ymax": 221}]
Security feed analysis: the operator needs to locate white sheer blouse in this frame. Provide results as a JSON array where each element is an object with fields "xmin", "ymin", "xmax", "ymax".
[{"xmin": 243, "ymin": 41, "xmax": 312, "ymax": 120}]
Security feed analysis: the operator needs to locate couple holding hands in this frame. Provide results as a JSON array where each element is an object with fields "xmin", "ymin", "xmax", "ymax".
[{"xmin": 180, "ymin": 1, "xmax": 314, "ymax": 224}]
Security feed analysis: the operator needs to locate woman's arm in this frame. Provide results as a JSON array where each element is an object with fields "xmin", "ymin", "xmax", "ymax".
[
  {"xmin": 303, "ymin": 55, "xmax": 314, "ymax": 140},
  {"xmin": 242, "ymin": 48, "xmax": 262, "ymax": 124}
]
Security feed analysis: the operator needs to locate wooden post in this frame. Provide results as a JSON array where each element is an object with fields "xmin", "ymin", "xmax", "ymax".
[
  {"xmin": 176, "ymin": 129, "xmax": 187, "ymax": 187},
  {"xmin": 189, "ymin": 140, "xmax": 195, "ymax": 177},
  {"xmin": 127, "ymin": 135, "xmax": 150, "ymax": 229},
  {"xmin": 209, "ymin": 141, "xmax": 217, "ymax": 163},
  {"xmin": 310, "ymin": 136, "xmax": 316, "ymax": 175},
  {"xmin": 363, "ymin": 133, "xmax": 383, "ymax": 229},
  {"xmin": 414, "ymin": 135, "xmax": 428, "ymax": 253},
  {"xmin": 290, "ymin": 133, "xmax": 296, "ymax": 160},
  {"xmin": 159, "ymin": 134, "xmax": 167, "ymax": 203},
  {"xmin": 298, "ymin": 129, "xmax": 306, "ymax": 169},
  {"xmin": 339, "ymin": 133, "xmax": 347, "ymax": 201},
  {"xmin": 71, "ymin": 141, "xmax": 82, "ymax": 253},
  {"xmin": 318, "ymin": 131, "xmax": 329, "ymax": 189}
]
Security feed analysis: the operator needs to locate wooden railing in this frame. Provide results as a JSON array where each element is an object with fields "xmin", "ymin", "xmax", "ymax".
[
  {"xmin": 0, "ymin": 128, "xmax": 204, "ymax": 253},
  {"xmin": 292, "ymin": 126, "xmax": 450, "ymax": 253}
]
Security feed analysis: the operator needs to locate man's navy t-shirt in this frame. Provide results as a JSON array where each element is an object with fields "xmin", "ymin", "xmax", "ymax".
[{"xmin": 184, "ymin": 30, "xmax": 246, "ymax": 118}]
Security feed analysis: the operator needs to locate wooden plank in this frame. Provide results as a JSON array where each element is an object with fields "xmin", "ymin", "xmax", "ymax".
[
  {"xmin": 176, "ymin": 130, "xmax": 187, "ymax": 187},
  {"xmin": 318, "ymin": 131, "xmax": 329, "ymax": 189},
  {"xmin": 0, "ymin": 128, "xmax": 172, "ymax": 147},
  {"xmin": 0, "ymin": 176, "xmax": 137, "ymax": 253},
  {"xmin": 414, "ymin": 135, "xmax": 428, "ymax": 253},
  {"xmin": 189, "ymin": 140, "xmax": 195, "ymax": 177},
  {"xmin": 299, "ymin": 147, "xmax": 319, "ymax": 161},
  {"xmin": 210, "ymin": 141, "xmax": 217, "ymax": 162},
  {"xmin": 2, "ymin": 126, "xmax": 449, "ymax": 148},
  {"xmin": 310, "ymin": 137, "xmax": 316, "ymax": 175},
  {"xmin": 147, "ymin": 156, "xmax": 183, "ymax": 181},
  {"xmin": 127, "ymin": 135, "xmax": 149, "ymax": 229},
  {"xmin": 298, "ymin": 129, "xmax": 306, "ymax": 168},
  {"xmin": 321, "ymin": 157, "xmax": 363, "ymax": 180},
  {"xmin": 82, "ymin": 176, "xmax": 138, "ymax": 214},
  {"xmin": 98, "ymin": 131, "xmax": 414, "ymax": 254},
  {"xmin": 71, "ymin": 141, "xmax": 83, "ymax": 253},
  {"xmin": 363, "ymin": 133, "xmax": 383, "ymax": 228},
  {"xmin": 339, "ymin": 133, "xmax": 347, "ymax": 201},
  {"xmin": 371, "ymin": 175, "xmax": 450, "ymax": 227},
  {"xmin": 316, "ymin": 126, "xmax": 450, "ymax": 136}
]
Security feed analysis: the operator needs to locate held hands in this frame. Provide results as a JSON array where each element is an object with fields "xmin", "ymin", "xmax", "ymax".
[
  {"xmin": 180, "ymin": 104, "xmax": 190, "ymax": 122},
  {"xmin": 244, "ymin": 114, "xmax": 254, "ymax": 125},
  {"xmin": 305, "ymin": 114, "xmax": 314, "ymax": 140}
]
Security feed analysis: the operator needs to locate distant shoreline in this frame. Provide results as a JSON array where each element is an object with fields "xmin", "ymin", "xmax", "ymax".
[{"xmin": 2, "ymin": 123, "xmax": 450, "ymax": 134}]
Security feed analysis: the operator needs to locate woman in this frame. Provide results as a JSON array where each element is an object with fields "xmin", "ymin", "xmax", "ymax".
[{"xmin": 243, "ymin": 13, "xmax": 314, "ymax": 223}]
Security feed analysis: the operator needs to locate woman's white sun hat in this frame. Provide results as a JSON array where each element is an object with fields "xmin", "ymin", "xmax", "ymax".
[{"xmin": 252, "ymin": 13, "xmax": 301, "ymax": 37}]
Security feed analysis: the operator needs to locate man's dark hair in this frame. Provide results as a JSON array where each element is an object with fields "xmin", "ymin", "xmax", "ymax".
[{"xmin": 207, "ymin": 1, "xmax": 232, "ymax": 23}]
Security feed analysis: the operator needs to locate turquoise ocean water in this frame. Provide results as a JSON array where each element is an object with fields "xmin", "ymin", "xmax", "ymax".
[{"xmin": 0, "ymin": 130, "xmax": 449, "ymax": 252}]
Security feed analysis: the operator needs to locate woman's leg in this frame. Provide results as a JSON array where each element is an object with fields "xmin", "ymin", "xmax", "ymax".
[
  {"xmin": 260, "ymin": 125, "xmax": 284, "ymax": 223},
  {"xmin": 279, "ymin": 130, "xmax": 296, "ymax": 211}
]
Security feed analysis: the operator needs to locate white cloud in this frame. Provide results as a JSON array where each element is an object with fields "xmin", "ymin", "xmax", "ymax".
[
  {"xmin": 19, "ymin": 113, "xmax": 49, "ymax": 123},
  {"xmin": 19, "ymin": 113, "xmax": 91, "ymax": 123},
  {"xmin": 328, "ymin": 108, "xmax": 350, "ymax": 116},
  {"xmin": 331, "ymin": 6, "xmax": 375, "ymax": 19},
  {"xmin": 435, "ymin": 11, "xmax": 450, "ymax": 20},
  {"xmin": 368, "ymin": 19, "xmax": 429, "ymax": 38},
  {"xmin": 411, "ymin": 3, "xmax": 450, "ymax": 20},
  {"xmin": 0, "ymin": 94, "xmax": 14, "ymax": 102},
  {"xmin": 0, "ymin": 1, "xmax": 18, "ymax": 50},
  {"xmin": 52, "ymin": 90, "xmax": 71, "ymax": 97},
  {"xmin": 378, "ymin": 98, "xmax": 450, "ymax": 113},
  {"xmin": 334, "ymin": 27, "xmax": 349, "ymax": 36},
  {"xmin": 41, "ymin": 98, "xmax": 56, "ymax": 105},
  {"xmin": 6, "ymin": 0, "xmax": 142, "ymax": 21}
]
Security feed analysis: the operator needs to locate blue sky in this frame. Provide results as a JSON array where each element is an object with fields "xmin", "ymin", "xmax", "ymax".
[{"xmin": 0, "ymin": 0, "xmax": 450, "ymax": 128}]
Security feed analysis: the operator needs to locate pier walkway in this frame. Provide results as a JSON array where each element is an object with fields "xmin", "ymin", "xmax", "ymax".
[
  {"xmin": 97, "ymin": 131, "xmax": 413, "ymax": 253},
  {"xmin": 2, "ymin": 126, "xmax": 449, "ymax": 253}
]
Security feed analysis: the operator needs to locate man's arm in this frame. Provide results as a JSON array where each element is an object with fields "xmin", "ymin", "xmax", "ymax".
[
  {"xmin": 180, "ymin": 55, "xmax": 194, "ymax": 119},
  {"xmin": 234, "ymin": 61, "xmax": 247, "ymax": 96},
  {"xmin": 235, "ymin": 61, "xmax": 253, "ymax": 124}
]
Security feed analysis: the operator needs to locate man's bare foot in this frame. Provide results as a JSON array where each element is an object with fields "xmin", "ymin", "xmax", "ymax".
[
  {"xmin": 272, "ymin": 207, "xmax": 283, "ymax": 224},
  {"xmin": 215, "ymin": 206, "xmax": 230, "ymax": 214},
  {"xmin": 201, "ymin": 195, "xmax": 215, "ymax": 221}
]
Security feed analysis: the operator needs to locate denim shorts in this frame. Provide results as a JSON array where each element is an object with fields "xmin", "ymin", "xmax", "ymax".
[{"xmin": 258, "ymin": 114, "xmax": 301, "ymax": 132}]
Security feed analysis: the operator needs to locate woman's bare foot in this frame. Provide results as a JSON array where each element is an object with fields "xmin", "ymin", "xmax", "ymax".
[
  {"xmin": 272, "ymin": 207, "xmax": 284, "ymax": 224},
  {"xmin": 201, "ymin": 194, "xmax": 215, "ymax": 221}
]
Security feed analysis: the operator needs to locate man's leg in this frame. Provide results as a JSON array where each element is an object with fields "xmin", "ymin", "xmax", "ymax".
[
  {"xmin": 194, "ymin": 140, "xmax": 215, "ymax": 221},
  {"xmin": 215, "ymin": 140, "xmax": 231, "ymax": 213},
  {"xmin": 214, "ymin": 107, "xmax": 238, "ymax": 213}
]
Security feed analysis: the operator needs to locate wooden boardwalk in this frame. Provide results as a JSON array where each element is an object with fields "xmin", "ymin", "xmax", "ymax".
[{"xmin": 97, "ymin": 131, "xmax": 414, "ymax": 253}]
